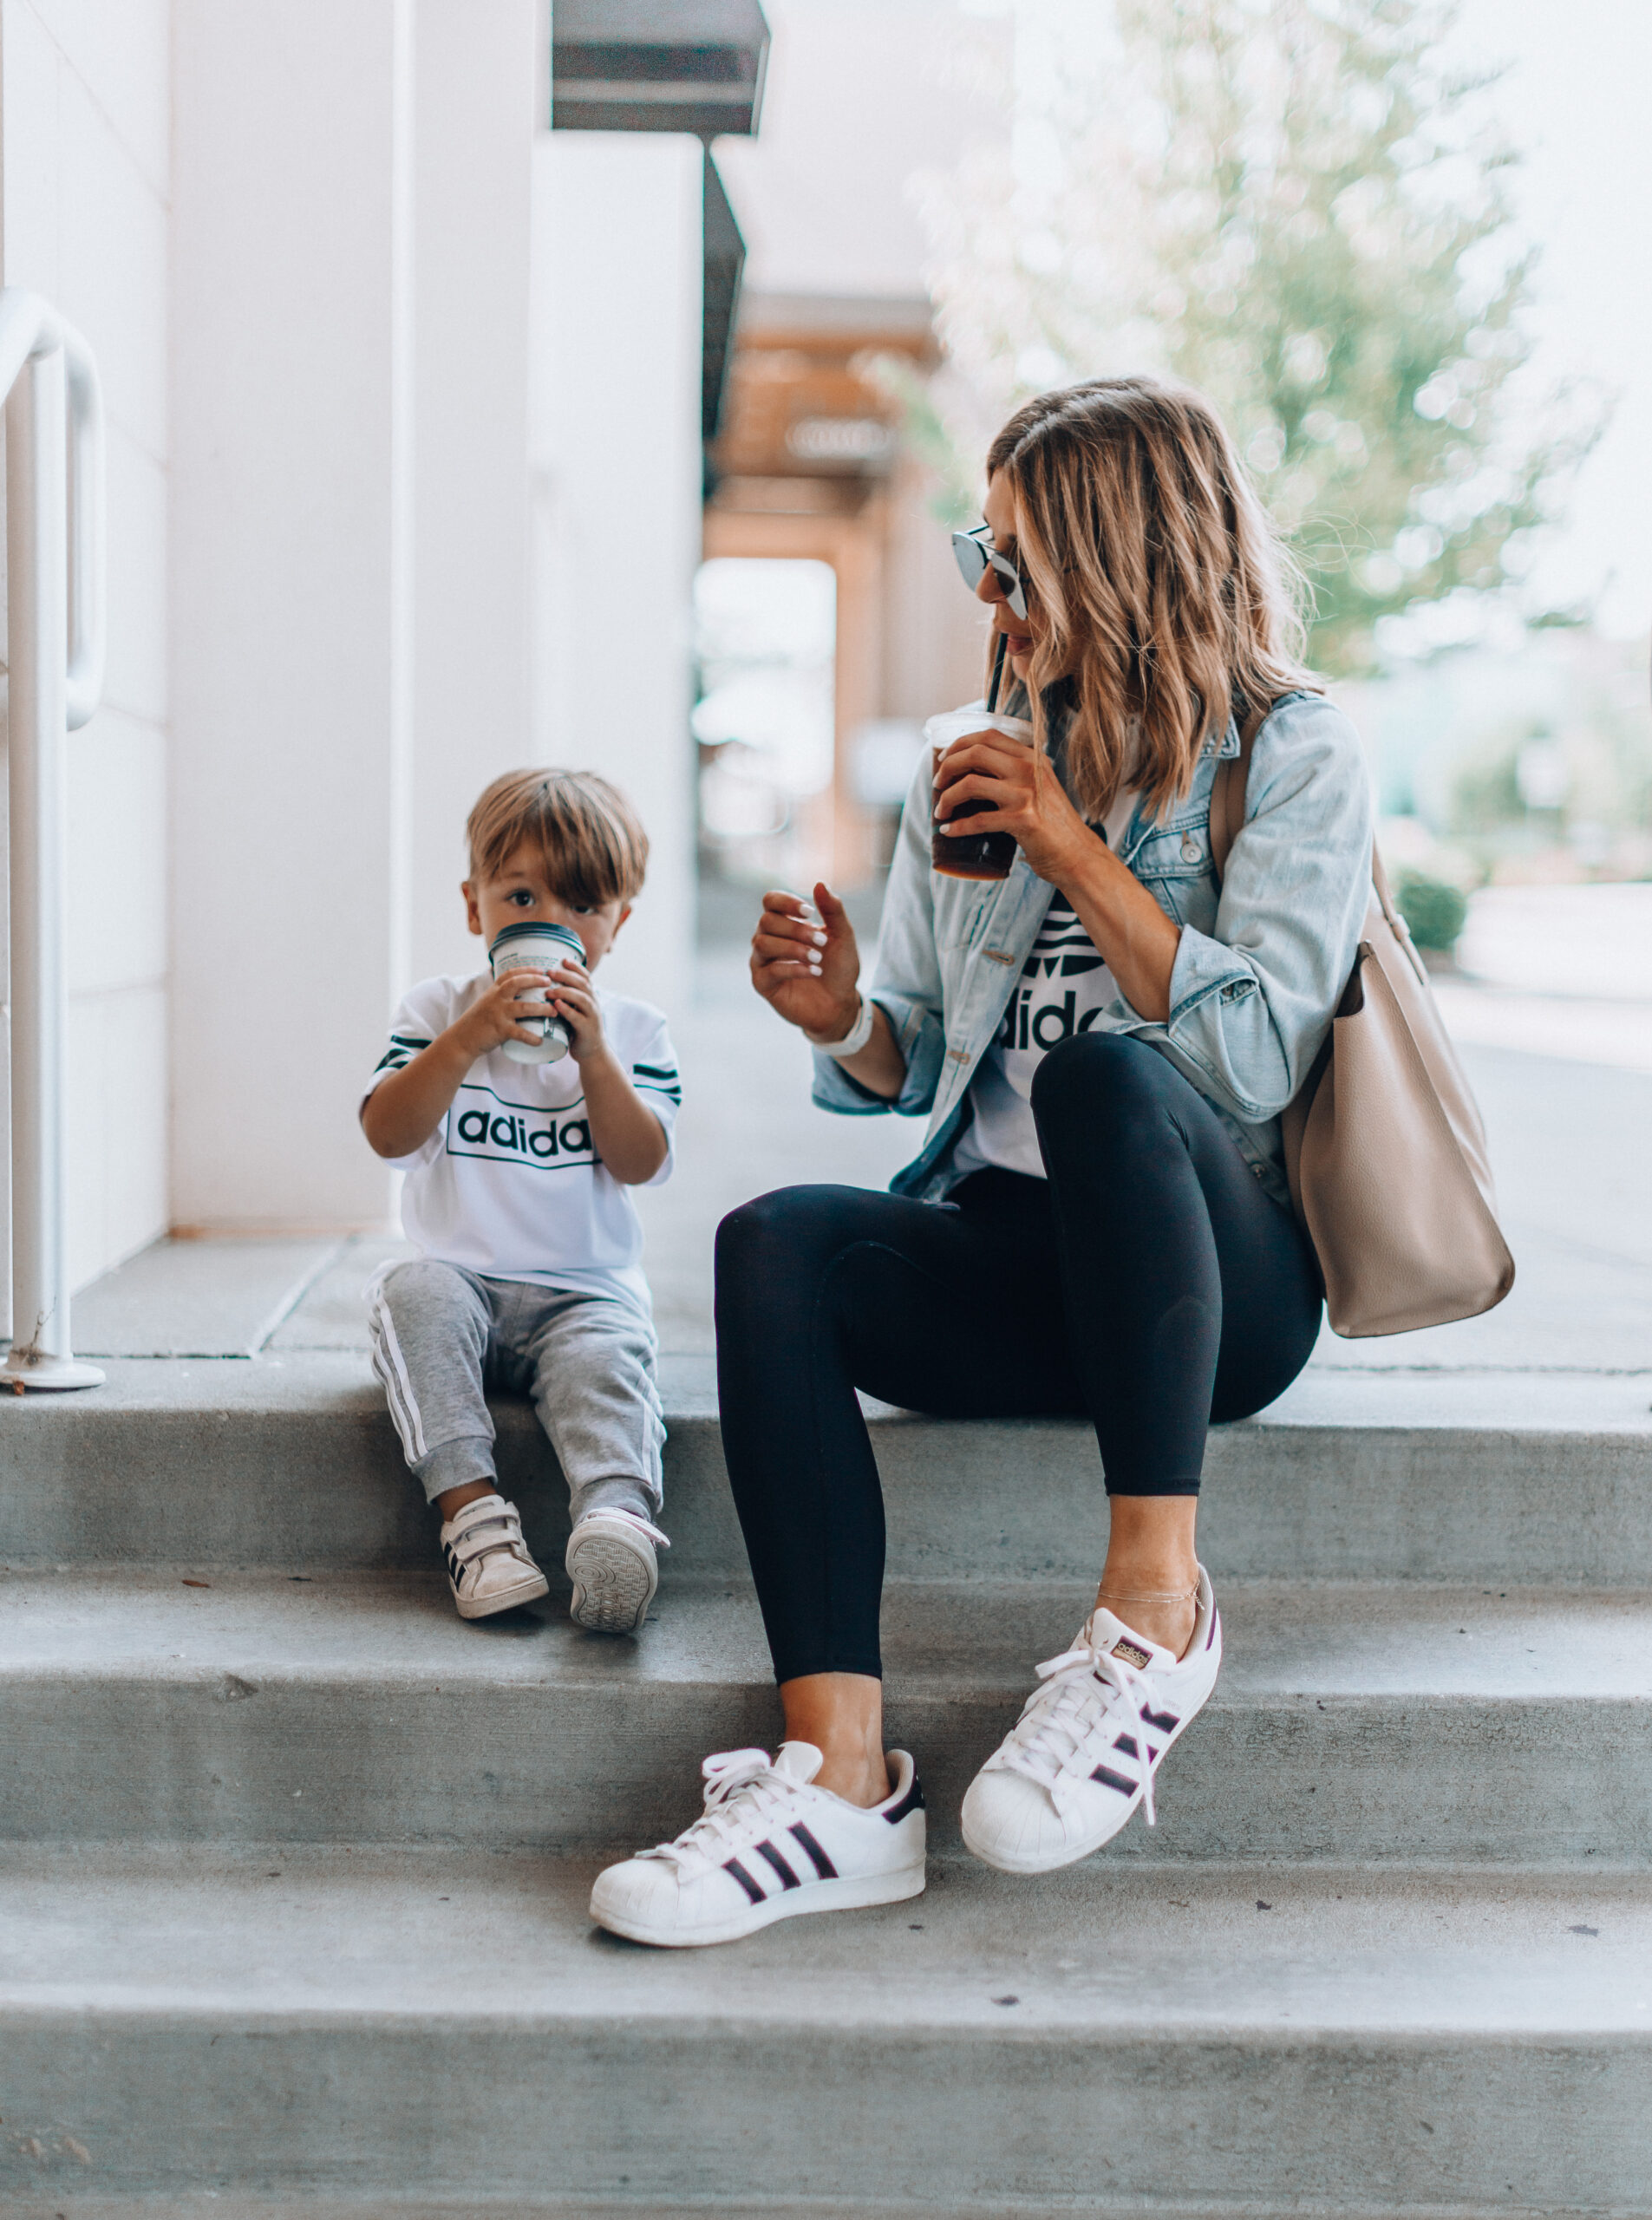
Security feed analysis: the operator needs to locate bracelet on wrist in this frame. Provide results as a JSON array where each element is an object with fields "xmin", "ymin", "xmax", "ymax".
[{"xmin": 806, "ymin": 996, "xmax": 877, "ymax": 1060}]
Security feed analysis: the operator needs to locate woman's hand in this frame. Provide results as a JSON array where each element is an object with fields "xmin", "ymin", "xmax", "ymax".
[
  {"xmin": 936, "ymin": 728, "xmax": 1183, "ymax": 1022},
  {"xmin": 750, "ymin": 883, "xmax": 861, "ymax": 1040},
  {"xmin": 932, "ymin": 728, "xmax": 1098, "ymax": 885}
]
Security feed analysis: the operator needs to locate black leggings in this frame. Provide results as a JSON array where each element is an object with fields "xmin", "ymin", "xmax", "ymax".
[{"xmin": 714, "ymin": 1032, "xmax": 1323, "ymax": 1683}]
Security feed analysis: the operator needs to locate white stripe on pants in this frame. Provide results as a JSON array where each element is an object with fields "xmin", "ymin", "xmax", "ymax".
[{"xmin": 366, "ymin": 1257, "xmax": 664, "ymax": 1518}]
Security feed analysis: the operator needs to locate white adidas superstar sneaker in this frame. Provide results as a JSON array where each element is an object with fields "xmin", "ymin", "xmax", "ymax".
[
  {"xmin": 961, "ymin": 1565, "xmax": 1223, "ymax": 1874},
  {"xmin": 590, "ymin": 1741, "xmax": 926, "ymax": 1949},
  {"xmin": 565, "ymin": 1507, "xmax": 669, "ymax": 1635},
  {"xmin": 438, "ymin": 1493, "xmax": 550, "ymax": 1621}
]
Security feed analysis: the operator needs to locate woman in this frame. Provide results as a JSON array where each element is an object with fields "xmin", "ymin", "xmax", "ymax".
[{"xmin": 589, "ymin": 376, "xmax": 1372, "ymax": 1949}]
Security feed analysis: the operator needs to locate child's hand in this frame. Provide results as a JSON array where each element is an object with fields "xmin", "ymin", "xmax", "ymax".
[
  {"xmin": 453, "ymin": 967, "xmax": 553, "ymax": 1058},
  {"xmin": 545, "ymin": 960, "xmax": 607, "ymax": 1063}
]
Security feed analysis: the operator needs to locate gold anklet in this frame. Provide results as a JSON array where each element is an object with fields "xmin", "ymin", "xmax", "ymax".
[{"xmin": 1095, "ymin": 1581, "xmax": 1200, "ymax": 1604}]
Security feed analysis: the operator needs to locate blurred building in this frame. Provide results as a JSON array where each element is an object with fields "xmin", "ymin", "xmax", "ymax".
[{"xmin": 702, "ymin": 293, "xmax": 984, "ymax": 891}]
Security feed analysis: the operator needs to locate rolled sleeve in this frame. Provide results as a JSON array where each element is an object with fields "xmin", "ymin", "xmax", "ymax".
[
  {"xmin": 1158, "ymin": 695, "xmax": 1374, "ymax": 1124},
  {"xmin": 1168, "ymin": 929, "xmax": 1259, "ymax": 1022},
  {"xmin": 809, "ymin": 990, "xmax": 946, "ymax": 1118}
]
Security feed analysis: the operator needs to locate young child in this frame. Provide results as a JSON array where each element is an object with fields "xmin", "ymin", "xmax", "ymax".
[{"xmin": 361, "ymin": 768, "xmax": 679, "ymax": 1635}]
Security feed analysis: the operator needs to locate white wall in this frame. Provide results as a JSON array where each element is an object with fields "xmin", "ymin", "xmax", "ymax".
[
  {"xmin": 0, "ymin": 0, "xmax": 172, "ymax": 1290},
  {"xmin": 169, "ymin": 0, "xmax": 537, "ymax": 1233},
  {"xmin": 169, "ymin": 0, "xmax": 415, "ymax": 1233},
  {"xmin": 410, "ymin": 0, "xmax": 536, "ymax": 988},
  {"xmin": 529, "ymin": 132, "xmax": 702, "ymax": 1015}
]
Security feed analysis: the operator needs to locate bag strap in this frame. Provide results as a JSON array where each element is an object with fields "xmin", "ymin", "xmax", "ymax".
[
  {"xmin": 1368, "ymin": 843, "xmax": 1430, "ymax": 988},
  {"xmin": 1208, "ymin": 697, "xmax": 1272, "ymax": 885}
]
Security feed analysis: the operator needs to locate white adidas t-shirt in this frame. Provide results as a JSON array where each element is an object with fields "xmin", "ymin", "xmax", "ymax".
[
  {"xmin": 363, "ymin": 973, "xmax": 679, "ymax": 1318},
  {"xmin": 952, "ymin": 789, "xmax": 1138, "ymax": 1183}
]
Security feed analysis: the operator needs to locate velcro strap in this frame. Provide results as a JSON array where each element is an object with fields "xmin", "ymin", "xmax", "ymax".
[{"xmin": 448, "ymin": 1500, "xmax": 525, "ymax": 1565}]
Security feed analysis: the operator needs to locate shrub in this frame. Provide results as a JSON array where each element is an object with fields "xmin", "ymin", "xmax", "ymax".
[{"xmin": 1395, "ymin": 869, "xmax": 1468, "ymax": 953}]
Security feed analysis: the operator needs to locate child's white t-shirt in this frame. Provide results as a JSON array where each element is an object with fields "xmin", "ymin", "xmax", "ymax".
[{"xmin": 362, "ymin": 972, "xmax": 680, "ymax": 1320}]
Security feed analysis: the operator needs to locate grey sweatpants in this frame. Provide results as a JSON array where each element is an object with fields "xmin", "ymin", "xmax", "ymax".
[{"xmin": 368, "ymin": 1259, "xmax": 664, "ymax": 1524}]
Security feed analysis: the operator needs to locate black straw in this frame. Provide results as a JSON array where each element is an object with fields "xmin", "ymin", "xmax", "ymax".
[{"xmin": 987, "ymin": 630, "xmax": 1008, "ymax": 714}]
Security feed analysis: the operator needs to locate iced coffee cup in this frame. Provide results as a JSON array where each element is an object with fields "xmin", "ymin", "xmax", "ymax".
[
  {"xmin": 487, "ymin": 920, "xmax": 585, "ymax": 1064},
  {"xmin": 926, "ymin": 706, "xmax": 1036, "ymax": 881}
]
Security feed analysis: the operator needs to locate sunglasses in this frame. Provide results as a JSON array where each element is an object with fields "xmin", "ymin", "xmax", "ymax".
[{"xmin": 950, "ymin": 524, "xmax": 1029, "ymax": 620}]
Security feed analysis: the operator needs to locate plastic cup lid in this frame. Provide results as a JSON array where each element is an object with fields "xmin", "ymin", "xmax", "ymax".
[{"xmin": 488, "ymin": 921, "xmax": 584, "ymax": 958}]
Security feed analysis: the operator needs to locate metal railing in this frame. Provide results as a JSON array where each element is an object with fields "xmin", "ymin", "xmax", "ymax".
[{"xmin": 0, "ymin": 288, "xmax": 108, "ymax": 1390}]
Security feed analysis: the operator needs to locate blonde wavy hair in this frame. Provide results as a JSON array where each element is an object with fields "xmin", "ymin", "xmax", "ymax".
[{"xmin": 985, "ymin": 376, "xmax": 1317, "ymax": 823}]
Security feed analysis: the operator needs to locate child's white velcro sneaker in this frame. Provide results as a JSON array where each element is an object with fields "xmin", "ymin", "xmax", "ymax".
[
  {"xmin": 565, "ymin": 1507, "xmax": 669, "ymax": 1634},
  {"xmin": 961, "ymin": 1565, "xmax": 1222, "ymax": 1874},
  {"xmin": 438, "ymin": 1493, "xmax": 550, "ymax": 1620},
  {"xmin": 590, "ymin": 1741, "xmax": 926, "ymax": 1948}
]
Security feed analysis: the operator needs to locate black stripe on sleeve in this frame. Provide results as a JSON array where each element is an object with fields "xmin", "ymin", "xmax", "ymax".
[{"xmin": 375, "ymin": 1035, "xmax": 432, "ymax": 1073}]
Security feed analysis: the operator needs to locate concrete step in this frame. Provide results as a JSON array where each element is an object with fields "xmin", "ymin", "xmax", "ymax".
[
  {"xmin": 1, "ymin": 1845, "xmax": 1648, "ymax": 2214},
  {"xmin": 4, "ymin": 1570, "xmax": 1649, "ymax": 1862},
  {"xmin": 3, "ymin": 1355, "xmax": 1650, "ymax": 1586}
]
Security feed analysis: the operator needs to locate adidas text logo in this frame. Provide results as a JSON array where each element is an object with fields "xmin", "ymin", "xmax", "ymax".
[{"xmin": 447, "ymin": 1085, "xmax": 593, "ymax": 1168}]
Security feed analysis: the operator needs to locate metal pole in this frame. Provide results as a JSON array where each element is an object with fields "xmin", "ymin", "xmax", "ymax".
[{"xmin": 2, "ymin": 301, "xmax": 103, "ymax": 1389}]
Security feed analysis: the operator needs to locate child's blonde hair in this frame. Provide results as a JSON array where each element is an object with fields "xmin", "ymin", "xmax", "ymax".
[{"xmin": 466, "ymin": 769, "xmax": 648, "ymax": 907}]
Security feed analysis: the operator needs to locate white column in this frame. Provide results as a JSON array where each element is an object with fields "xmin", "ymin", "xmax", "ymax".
[
  {"xmin": 170, "ymin": 2, "xmax": 542, "ymax": 1231},
  {"xmin": 529, "ymin": 134, "xmax": 702, "ymax": 1015},
  {"xmin": 170, "ymin": 0, "xmax": 415, "ymax": 1231},
  {"xmin": 409, "ymin": 0, "xmax": 537, "ymax": 988}
]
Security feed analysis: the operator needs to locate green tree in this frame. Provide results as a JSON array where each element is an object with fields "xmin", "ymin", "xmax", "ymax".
[{"xmin": 907, "ymin": 0, "xmax": 1600, "ymax": 674}]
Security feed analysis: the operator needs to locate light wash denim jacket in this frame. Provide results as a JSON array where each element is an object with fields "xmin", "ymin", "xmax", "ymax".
[{"xmin": 812, "ymin": 689, "xmax": 1374, "ymax": 1210}]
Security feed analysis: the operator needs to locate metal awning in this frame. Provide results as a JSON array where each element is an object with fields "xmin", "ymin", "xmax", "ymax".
[
  {"xmin": 702, "ymin": 154, "xmax": 745, "ymax": 444},
  {"xmin": 552, "ymin": 0, "xmax": 769, "ymax": 140}
]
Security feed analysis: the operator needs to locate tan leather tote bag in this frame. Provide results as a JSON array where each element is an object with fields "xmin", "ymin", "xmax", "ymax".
[{"xmin": 1210, "ymin": 703, "xmax": 1515, "ymax": 1337}]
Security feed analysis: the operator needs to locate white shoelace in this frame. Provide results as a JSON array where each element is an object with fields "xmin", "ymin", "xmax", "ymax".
[
  {"xmin": 638, "ymin": 1750, "xmax": 801, "ymax": 1871},
  {"xmin": 997, "ymin": 1636, "xmax": 1163, "ymax": 1825}
]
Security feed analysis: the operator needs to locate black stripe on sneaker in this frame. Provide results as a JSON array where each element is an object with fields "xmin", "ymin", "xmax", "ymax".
[
  {"xmin": 1140, "ymin": 1704, "xmax": 1179, "ymax": 1734},
  {"xmin": 722, "ymin": 1857, "xmax": 767, "ymax": 1904},
  {"xmin": 883, "ymin": 1772, "xmax": 926, "ymax": 1824},
  {"xmin": 754, "ymin": 1839, "xmax": 801, "ymax": 1890},
  {"xmin": 1090, "ymin": 1763, "xmax": 1139, "ymax": 1797},
  {"xmin": 1113, "ymin": 1734, "xmax": 1139, "ymax": 1760},
  {"xmin": 787, "ymin": 1821, "xmax": 838, "ymax": 1879}
]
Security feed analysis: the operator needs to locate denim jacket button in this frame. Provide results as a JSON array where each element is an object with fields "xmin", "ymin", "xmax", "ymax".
[{"xmin": 1180, "ymin": 834, "xmax": 1204, "ymax": 862}]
